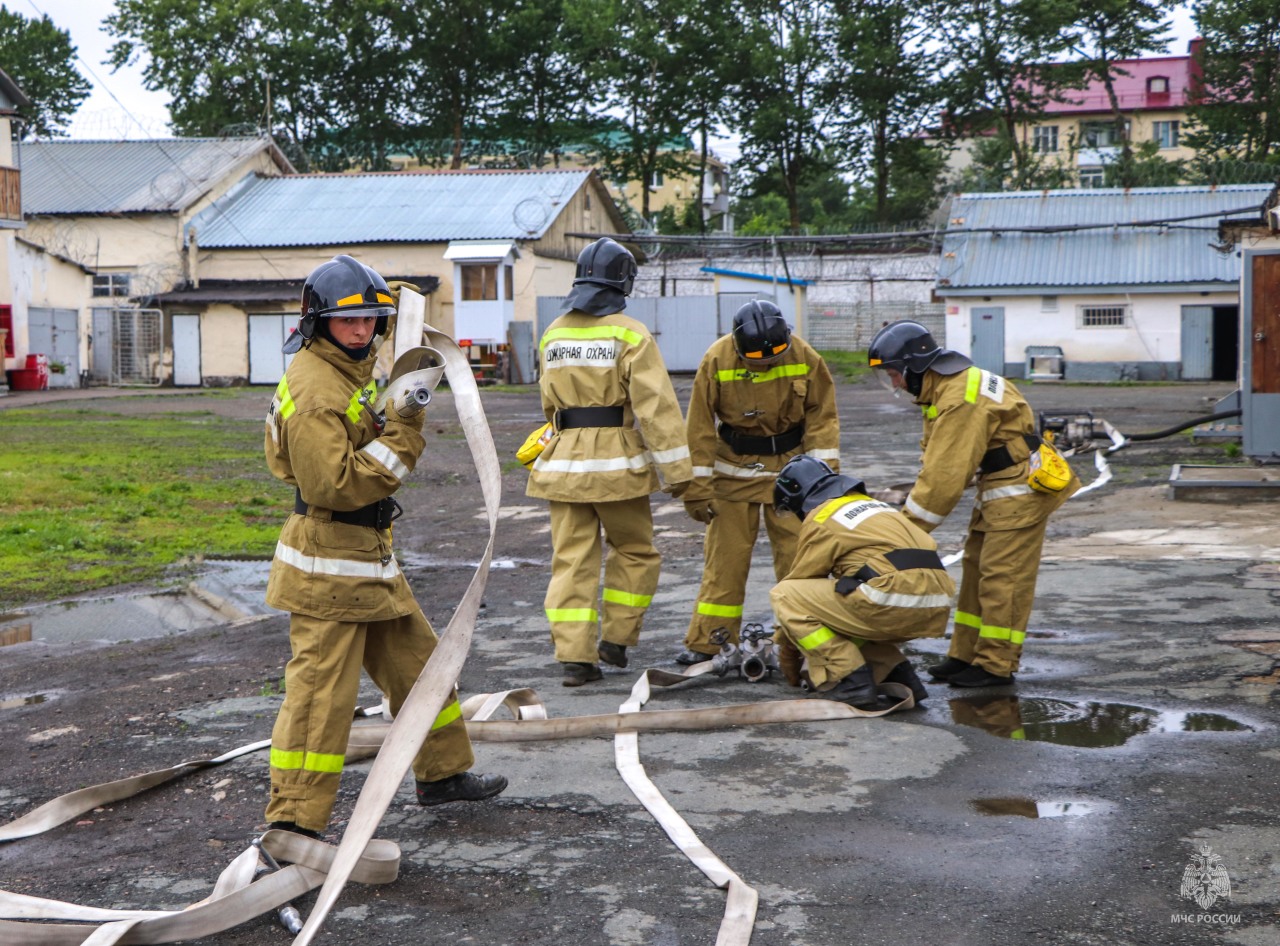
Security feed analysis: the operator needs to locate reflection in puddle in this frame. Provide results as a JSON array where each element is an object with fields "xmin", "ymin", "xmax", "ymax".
[
  {"xmin": 949, "ymin": 696, "xmax": 1252, "ymax": 747},
  {"xmin": 970, "ymin": 797, "xmax": 1111, "ymax": 819},
  {"xmin": 0, "ymin": 693, "xmax": 47, "ymax": 710}
]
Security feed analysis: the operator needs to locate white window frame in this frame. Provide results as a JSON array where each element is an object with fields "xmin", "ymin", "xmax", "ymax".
[
  {"xmin": 1078, "ymin": 304, "xmax": 1129, "ymax": 328},
  {"xmin": 1079, "ymin": 167, "xmax": 1105, "ymax": 188},
  {"xmin": 93, "ymin": 272, "xmax": 132, "ymax": 298},
  {"xmin": 1032, "ymin": 125, "xmax": 1059, "ymax": 153},
  {"xmin": 1152, "ymin": 120, "xmax": 1180, "ymax": 149}
]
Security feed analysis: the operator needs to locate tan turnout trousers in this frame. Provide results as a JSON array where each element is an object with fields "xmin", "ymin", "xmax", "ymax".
[
  {"xmin": 684, "ymin": 500, "xmax": 799, "ymax": 654},
  {"xmin": 265, "ymin": 610, "xmax": 474, "ymax": 832},
  {"xmin": 545, "ymin": 496, "xmax": 660, "ymax": 664},
  {"xmin": 946, "ymin": 517, "xmax": 1050, "ymax": 677}
]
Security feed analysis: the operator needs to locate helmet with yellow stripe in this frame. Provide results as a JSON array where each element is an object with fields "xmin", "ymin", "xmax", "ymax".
[
  {"xmin": 732, "ymin": 300, "xmax": 791, "ymax": 366},
  {"xmin": 284, "ymin": 255, "xmax": 397, "ymax": 354}
]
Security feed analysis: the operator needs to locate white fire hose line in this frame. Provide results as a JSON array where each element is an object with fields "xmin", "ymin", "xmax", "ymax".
[{"xmin": 0, "ymin": 304, "xmax": 913, "ymax": 943}]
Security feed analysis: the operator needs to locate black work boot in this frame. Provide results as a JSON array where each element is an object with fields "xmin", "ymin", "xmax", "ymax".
[
  {"xmin": 416, "ymin": 772, "xmax": 508, "ymax": 807},
  {"xmin": 562, "ymin": 662, "xmax": 603, "ymax": 687},
  {"xmin": 884, "ymin": 661, "xmax": 929, "ymax": 703},
  {"xmin": 598, "ymin": 641, "xmax": 628, "ymax": 668},
  {"xmin": 810, "ymin": 666, "xmax": 883, "ymax": 710},
  {"xmin": 927, "ymin": 656, "xmax": 972, "ymax": 681},
  {"xmin": 267, "ymin": 821, "xmax": 323, "ymax": 840},
  {"xmin": 674, "ymin": 648, "xmax": 714, "ymax": 666},
  {"xmin": 948, "ymin": 664, "xmax": 1016, "ymax": 688}
]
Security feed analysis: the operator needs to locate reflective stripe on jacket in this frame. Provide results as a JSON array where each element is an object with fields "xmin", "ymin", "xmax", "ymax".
[
  {"xmin": 783, "ymin": 493, "xmax": 955, "ymax": 617},
  {"xmin": 526, "ymin": 310, "xmax": 691, "ymax": 502},
  {"xmin": 904, "ymin": 367, "xmax": 1079, "ymax": 534},
  {"xmin": 264, "ymin": 337, "xmax": 424, "ymax": 620},
  {"xmin": 685, "ymin": 333, "xmax": 839, "ymax": 504}
]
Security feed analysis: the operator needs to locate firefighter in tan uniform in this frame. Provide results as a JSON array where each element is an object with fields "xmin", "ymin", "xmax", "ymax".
[
  {"xmin": 678, "ymin": 300, "xmax": 839, "ymax": 668},
  {"xmin": 526, "ymin": 238, "xmax": 692, "ymax": 687},
  {"xmin": 770, "ymin": 456, "xmax": 954, "ymax": 709},
  {"xmin": 867, "ymin": 320, "xmax": 1080, "ymax": 688},
  {"xmin": 262, "ymin": 255, "xmax": 506, "ymax": 836}
]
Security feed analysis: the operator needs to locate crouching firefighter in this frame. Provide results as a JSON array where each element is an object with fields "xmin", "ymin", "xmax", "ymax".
[
  {"xmin": 867, "ymin": 320, "xmax": 1080, "ymax": 688},
  {"xmin": 769, "ymin": 456, "xmax": 956, "ymax": 710},
  {"xmin": 262, "ymin": 254, "xmax": 506, "ymax": 838}
]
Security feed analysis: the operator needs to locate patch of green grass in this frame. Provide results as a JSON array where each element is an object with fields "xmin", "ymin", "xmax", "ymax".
[
  {"xmin": 817, "ymin": 349, "xmax": 872, "ymax": 383},
  {"xmin": 0, "ymin": 407, "xmax": 287, "ymax": 608}
]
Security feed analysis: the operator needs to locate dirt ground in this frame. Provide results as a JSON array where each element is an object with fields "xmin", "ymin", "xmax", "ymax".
[{"xmin": 2, "ymin": 374, "xmax": 1278, "ymax": 946}]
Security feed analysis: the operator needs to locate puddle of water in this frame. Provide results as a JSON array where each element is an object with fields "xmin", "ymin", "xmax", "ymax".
[
  {"xmin": 970, "ymin": 797, "xmax": 1112, "ymax": 819},
  {"xmin": 949, "ymin": 696, "xmax": 1252, "ymax": 748},
  {"xmin": 0, "ymin": 693, "xmax": 47, "ymax": 710}
]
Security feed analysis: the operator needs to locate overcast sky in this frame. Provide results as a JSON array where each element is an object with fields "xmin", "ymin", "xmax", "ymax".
[{"xmin": 24, "ymin": 0, "xmax": 1201, "ymax": 149}]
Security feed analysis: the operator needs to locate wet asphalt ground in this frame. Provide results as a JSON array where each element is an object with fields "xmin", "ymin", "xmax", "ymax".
[{"xmin": 1, "ymin": 377, "xmax": 1278, "ymax": 946}]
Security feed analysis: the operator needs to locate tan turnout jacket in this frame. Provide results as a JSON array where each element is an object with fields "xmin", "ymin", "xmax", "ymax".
[
  {"xmin": 264, "ymin": 338, "xmax": 424, "ymax": 619},
  {"xmin": 526, "ymin": 309, "xmax": 691, "ymax": 503},
  {"xmin": 685, "ymin": 333, "xmax": 839, "ymax": 504},
  {"xmin": 904, "ymin": 366, "xmax": 1079, "ymax": 534}
]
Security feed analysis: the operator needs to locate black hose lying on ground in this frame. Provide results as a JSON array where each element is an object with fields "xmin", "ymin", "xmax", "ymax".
[{"xmin": 1105, "ymin": 409, "xmax": 1242, "ymax": 442}]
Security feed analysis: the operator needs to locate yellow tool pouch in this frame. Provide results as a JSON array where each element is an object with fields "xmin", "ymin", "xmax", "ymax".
[
  {"xmin": 1027, "ymin": 441, "xmax": 1072, "ymax": 493},
  {"xmin": 516, "ymin": 422, "xmax": 554, "ymax": 469}
]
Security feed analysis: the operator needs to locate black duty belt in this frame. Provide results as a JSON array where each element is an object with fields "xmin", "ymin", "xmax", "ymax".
[
  {"xmin": 835, "ymin": 548, "xmax": 947, "ymax": 595},
  {"xmin": 295, "ymin": 489, "xmax": 402, "ymax": 530},
  {"xmin": 979, "ymin": 432, "xmax": 1042, "ymax": 475},
  {"xmin": 557, "ymin": 406, "xmax": 626, "ymax": 429},
  {"xmin": 717, "ymin": 423, "xmax": 805, "ymax": 456}
]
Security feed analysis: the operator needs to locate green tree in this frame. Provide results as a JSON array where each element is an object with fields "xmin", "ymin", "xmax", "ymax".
[
  {"xmin": 827, "ymin": 0, "xmax": 946, "ymax": 224},
  {"xmin": 1184, "ymin": 0, "xmax": 1280, "ymax": 166},
  {"xmin": 0, "ymin": 7, "xmax": 91, "ymax": 138},
  {"xmin": 924, "ymin": 0, "xmax": 1081, "ymax": 190},
  {"xmin": 1070, "ymin": 0, "xmax": 1177, "ymax": 187},
  {"xmin": 564, "ymin": 0, "xmax": 704, "ymax": 222},
  {"xmin": 733, "ymin": 0, "xmax": 840, "ymax": 232}
]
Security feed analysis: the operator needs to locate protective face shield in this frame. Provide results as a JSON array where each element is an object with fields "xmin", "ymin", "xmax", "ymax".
[
  {"xmin": 773, "ymin": 455, "xmax": 866, "ymax": 520},
  {"xmin": 867, "ymin": 320, "xmax": 970, "ymax": 398},
  {"xmin": 284, "ymin": 255, "xmax": 397, "ymax": 354},
  {"xmin": 732, "ymin": 300, "xmax": 791, "ymax": 366}
]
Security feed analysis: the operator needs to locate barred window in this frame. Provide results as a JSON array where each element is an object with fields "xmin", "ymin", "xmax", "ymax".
[{"xmin": 1080, "ymin": 305, "xmax": 1128, "ymax": 327}]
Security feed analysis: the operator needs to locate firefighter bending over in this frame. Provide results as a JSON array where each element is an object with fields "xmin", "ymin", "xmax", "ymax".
[
  {"xmin": 526, "ymin": 238, "xmax": 691, "ymax": 687},
  {"xmin": 677, "ymin": 300, "xmax": 840, "ymax": 675},
  {"xmin": 770, "ymin": 456, "xmax": 955, "ymax": 710},
  {"xmin": 867, "ymin": 320, "xmax": 1079, "ymax": 689},
  {"xmin": 262, "ymin": 255, "xmax": 506, "ymax": 838}
]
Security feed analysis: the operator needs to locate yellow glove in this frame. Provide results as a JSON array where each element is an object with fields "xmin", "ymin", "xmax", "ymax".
[
  {"xmin": 385, "ymin": 280, "xmax": 422, "ymax": 305},
  {"xmin": 684, "ymin": 498, "xmax": 718, "ymax": 524}
]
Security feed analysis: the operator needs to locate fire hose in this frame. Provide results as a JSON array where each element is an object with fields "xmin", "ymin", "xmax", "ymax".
[{"xmin": 0, "ymin": 302, "xmax": 913, "ymax": 946}]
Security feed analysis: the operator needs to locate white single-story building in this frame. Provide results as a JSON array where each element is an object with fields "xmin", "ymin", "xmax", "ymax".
[{"xmin": 937, "ymin": 184, "xmax": 1275, "ymax": 381}]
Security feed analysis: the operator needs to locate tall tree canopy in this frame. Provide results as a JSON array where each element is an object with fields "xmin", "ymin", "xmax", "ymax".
[
  {"xmin": 1186, "ymin": 0, "xmax": 1280, "ymax": 167},
  {"xmin": 0, "ymin": 7, "xmax": 91, "ymax": 138}
]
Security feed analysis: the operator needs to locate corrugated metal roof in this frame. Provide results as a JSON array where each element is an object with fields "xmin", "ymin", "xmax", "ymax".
[
  {"xmin": 188, "ymin": 170, "xmax": 593, "ymax": 247},
  {"xmin": 20, "ymin": 137, "xmax": 285, "ymax": 214},
  {"xmin": 938, "ymin": 184, "xmax": 1273, "ymax": 291}
]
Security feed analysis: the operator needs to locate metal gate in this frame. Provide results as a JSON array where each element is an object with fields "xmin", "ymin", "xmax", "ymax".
[
  {"xmin": 27, "ymin": 307, "xmax": 80, "ymax": 388},
  {"xmin": 535, "ymin": 295, "xmax": 720, "ymax": 372},
  {"xmin": 111, "ymin": 307, "xmax": 164, "ymax": 386}
]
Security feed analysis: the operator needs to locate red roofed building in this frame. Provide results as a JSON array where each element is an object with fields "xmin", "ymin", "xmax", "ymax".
[{"xmin": 1024, "ymin": 40, "xmax": 1202, "ymax": 186}]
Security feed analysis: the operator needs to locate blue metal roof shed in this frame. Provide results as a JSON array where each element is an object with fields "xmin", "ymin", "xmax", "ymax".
[
  {"xmin": 187, "ymin": 169, "xmax": 604, "ymax": 248},
  {"xmin": 938, "ymin": 184, "xmax": 1274, "ymax": 295}
]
